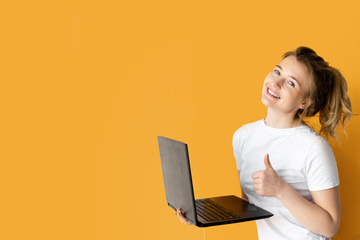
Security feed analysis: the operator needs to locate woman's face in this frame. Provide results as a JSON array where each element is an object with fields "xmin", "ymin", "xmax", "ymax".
[{"xmin": 261, "ymin": 55, "xmax": 312, "ymax": 116}]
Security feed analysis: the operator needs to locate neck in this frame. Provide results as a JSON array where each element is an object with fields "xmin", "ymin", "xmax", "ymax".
[{"xmin": 264, "ymin": 109, "xmax": 304, "ymax": 129}]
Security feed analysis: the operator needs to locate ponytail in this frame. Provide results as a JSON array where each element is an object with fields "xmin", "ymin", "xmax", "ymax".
[
  {"xmin": 283, "ymin": 47, "xmax": 352, "ymax": 140},
  {"xmin": 319, "ymin": 67, "xmax": 352, "ymax": 139}
]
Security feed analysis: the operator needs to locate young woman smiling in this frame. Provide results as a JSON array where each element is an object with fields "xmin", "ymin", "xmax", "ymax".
[{"xmin": 178, "ymin": 46, "xmax": 352, "ymax": 240}]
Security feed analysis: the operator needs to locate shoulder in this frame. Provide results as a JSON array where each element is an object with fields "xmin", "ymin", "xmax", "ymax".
[
  {"xmin": 300, "ymin": 127, "xmax": 336, "ymax": 170},
  {"xmin": 295, "ymin": 125, "xmax": 328, "ymax": 147},
  {"xmin": 302, "ymin": 129, "xmax": 338, "ymax": 191},
  {"xmin": 233, "ymin": 120, "xmax": 262, "ymax": 138},
  {"xmin": 233, "ymin": 120, "xmax": 263, "ymax": 145},
  {"xmin": 307, "ymin": 135, "xmax": 334, "ymax": 158}
]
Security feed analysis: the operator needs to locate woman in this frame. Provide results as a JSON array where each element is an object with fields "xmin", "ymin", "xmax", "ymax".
[{"xmin": 178, "ymin": 46, "xmax": 352, "ymax": 239}]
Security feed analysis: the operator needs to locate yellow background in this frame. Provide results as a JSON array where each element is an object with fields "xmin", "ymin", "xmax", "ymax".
[{"xmin": 1, "ymin": 0, "xmax": 360, "ymax": 239}]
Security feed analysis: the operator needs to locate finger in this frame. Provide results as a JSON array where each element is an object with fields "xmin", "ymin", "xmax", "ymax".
[
  {"xmin": 253, "ymin": 177, "xmax": 260, "ymax": 183},
  {"xmin": 255, "ymin": 189, "xmax": 264, "ymax": 197},
  {"xmin": 253, "ymin": 178, "xmax": 262, "ymax": 184},
  {"xmin": 178, "ymin": 213, "xmax": 186, "ymax": 222},
  {"xmin": 177, "ymin": 209, "xmax": 185, "ymax": 219},
  {"xmin": 180, "ymin": 217, "xmax": 188, "ymax": 224},
  {"xmin": 176, "ymin": 208, "xmax": 184, "ymax": 219},
  {"xmin": 252, "ymin": 171, "xmax": 261, "ymax": 179},
  {"xmin": 177, "ymin": 209, "xmax": 190, "ymax": 225},
  {"xmin": 253, "ymin": 182, "xmax": 261, "ymax": 190},
  {"xmin": 252, "ymin": 184, "xmax": 263, "ymax": 196},
  {"xmin": 252, "ymin": 170, "xmax": 266, "ymax": 179},
  {"xmin": 264, "ymin": 154, "xmax": 273, "ymax": 170},
  {"xmin": 181, "ymin": 216, "xmax": 190, "ymax": 225}
]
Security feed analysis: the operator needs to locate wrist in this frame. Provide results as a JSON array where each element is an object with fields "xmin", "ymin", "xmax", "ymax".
[{"xmin": 276, "ymin": 178, "xmax": 289, "ymax": 200}]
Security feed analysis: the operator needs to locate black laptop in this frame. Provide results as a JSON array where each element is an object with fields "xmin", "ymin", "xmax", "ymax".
[{"xmin": 157, "ymin": 136, "xmax": 273, "ymax": 227}]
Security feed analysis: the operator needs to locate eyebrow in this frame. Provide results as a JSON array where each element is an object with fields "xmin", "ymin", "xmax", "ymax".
[{"xmin": 276, "ymin": 65, "xmax": 301, "ymax": 87}]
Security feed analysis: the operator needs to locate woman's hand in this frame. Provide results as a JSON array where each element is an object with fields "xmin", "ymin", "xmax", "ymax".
[
  {"xmin": 252, "ymin": 154, "xmax": 286, "ymax": 198},
  {"xmin": 252, "ymin": 154, "xmax": 340, "ymax": 238},
  {"xmin": 176, "ymin": 209, "xmax": 192, "ymax": 225}
]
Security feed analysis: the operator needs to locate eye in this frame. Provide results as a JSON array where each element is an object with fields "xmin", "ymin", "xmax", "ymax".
[
  {"xmin": 274, "ymin": 69, "xmax": 280, "ymax": 76},
  {"xmin": 288, "ymin": 81, "xmax": 295, "ymax": 87}
]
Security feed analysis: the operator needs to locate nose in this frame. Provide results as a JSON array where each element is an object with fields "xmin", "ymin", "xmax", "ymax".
[{"xmin": 270, "ymin": 77, "xmax": 285, "ymax": 89}]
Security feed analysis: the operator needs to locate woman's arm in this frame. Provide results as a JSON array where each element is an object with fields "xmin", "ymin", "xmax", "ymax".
[
  {"xmin": 252, "ymin": 154, "xmax": 340, "ymax": 238},
  {"xmin": 279, "ymin": 182, "xmax": 340, "ymax": 238},
  {"xmin": 238, "ymin": 170, "xmax": 249, "ymax": 202}
]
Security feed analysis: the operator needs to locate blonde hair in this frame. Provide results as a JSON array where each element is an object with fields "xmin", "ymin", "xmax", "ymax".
[{"xmin": 283, "ymin": 46, "xmax": 352, "ymax": 140}]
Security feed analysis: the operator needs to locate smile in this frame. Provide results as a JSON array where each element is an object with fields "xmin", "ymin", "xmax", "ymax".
[{"xmin": 267, "ymin": 88, "xmax": 281, "ymax": 99}]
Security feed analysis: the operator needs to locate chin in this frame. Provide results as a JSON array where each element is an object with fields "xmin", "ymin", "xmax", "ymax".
[
  {"xmin": 261, "ymin": 99, "xmax": 270, "ymax": 109},
  {"xmin": 261, "ymin": 93, "xmax": 269, "ymax": 107}
]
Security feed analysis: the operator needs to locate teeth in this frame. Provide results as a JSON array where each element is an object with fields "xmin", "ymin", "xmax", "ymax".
[{"xmin": 268, "ymin": 88, "xmax": 280, "ymax": 99}]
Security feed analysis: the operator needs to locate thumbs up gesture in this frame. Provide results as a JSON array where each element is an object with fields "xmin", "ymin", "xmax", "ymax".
[{"xmin": 252, "ymin": 154, "xmax": 285, "ymax": 198}]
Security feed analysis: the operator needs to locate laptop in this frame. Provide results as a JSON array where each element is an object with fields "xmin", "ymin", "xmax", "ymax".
[{"xmin": 157, "ymin": 136, "xmax": 273, "ymax": 227}]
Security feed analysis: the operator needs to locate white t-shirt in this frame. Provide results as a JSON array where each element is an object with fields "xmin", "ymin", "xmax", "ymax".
[{"xmin": 233, "ymin": 119, "xmax": 339, "ymax": 240}]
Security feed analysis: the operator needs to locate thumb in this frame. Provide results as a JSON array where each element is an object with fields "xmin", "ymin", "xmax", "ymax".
[{"xmin": 264, "ymin": 154, "xmax": 273, "ymax": 170}]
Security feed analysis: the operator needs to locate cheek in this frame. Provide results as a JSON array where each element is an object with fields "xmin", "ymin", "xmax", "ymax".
[
  {"xmin": 297, "ymin": 89, "xmax": 309, "ymax": 100},
  {"xmin": 261, "ymin": 82, "xmax": 268, "ymax": 96},
  {"xmin": 264, "ymin": 72, "xmax": 272, "ymax": 82},
  {"xmin": 292, "ymin": 91, "xmax": 307, "ymax": 107},
  {"xmin": 263, "ymin": 74, "xmax": 272, "ymax": 88}
]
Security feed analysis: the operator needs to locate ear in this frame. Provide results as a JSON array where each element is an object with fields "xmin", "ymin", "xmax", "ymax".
[
  {"xmin": 299, "ymin": 101, "xmax": 306, "ymax": 110},
  {"xmin": 299, "ymin": 98, "xmax": 313, "ymax": 110},
  {"xmin": 299, "ymin": 99, "xmax": 308, "ymax": 110}
]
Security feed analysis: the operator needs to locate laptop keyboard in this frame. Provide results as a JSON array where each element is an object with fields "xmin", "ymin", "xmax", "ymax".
[{"xmin": 195, "ymin": 199, "xmax": 240, "ymax": 222}]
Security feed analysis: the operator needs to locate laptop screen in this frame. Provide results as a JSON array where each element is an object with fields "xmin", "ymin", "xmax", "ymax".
[{"xmin": 158, "ymin": 136, "xmax": 197, "ymax": 224}]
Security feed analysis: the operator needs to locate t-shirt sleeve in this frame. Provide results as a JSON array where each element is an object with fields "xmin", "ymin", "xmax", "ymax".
[
  {"xmin": 232, "ymin": 127, "xmax": 246, "ymax": 171},
  {"xmin": 305, "ymin": 139, "xmax": 339, "ymax": 191}
]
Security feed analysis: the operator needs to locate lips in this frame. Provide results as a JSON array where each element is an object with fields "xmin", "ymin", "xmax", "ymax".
[{"xmin": 267, "ymin": 88, "xmax": 280, "ymax": 99}]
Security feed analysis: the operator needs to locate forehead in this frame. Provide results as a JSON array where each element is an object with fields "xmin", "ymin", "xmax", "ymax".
[{"xmin": 278, "ymin": 55, "xmax": 312, "ymax": 85}]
